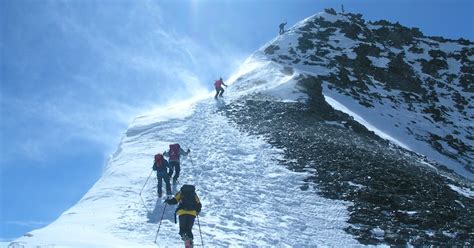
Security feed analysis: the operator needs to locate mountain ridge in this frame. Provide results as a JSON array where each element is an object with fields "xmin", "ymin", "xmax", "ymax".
[
  {"xmin": 11, "ymin": 9, "xmax": 474, "ymax": 247},
  {"xmin": 222, "ymin": 9, "xmax": 474, "ymax": 246},
  {"xmin": 256, "ymin": 9, "xmax": 473, "ymax": 179}
]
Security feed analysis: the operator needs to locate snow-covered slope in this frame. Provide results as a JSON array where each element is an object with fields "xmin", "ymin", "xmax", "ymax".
[
  {"xmin": 233, "ymin": 10, "xmax": 473, "ymax": 181},
  {"xmin": 11, "ymin": 98, "xmax": 361, "ymax": 247},
  {"xmin": 12, "ymin": 10, "xmax": 474, "ymax": 247},
  {"xmin": 212, "ymin": 10, "xmax": 474, "ymax": 246}
]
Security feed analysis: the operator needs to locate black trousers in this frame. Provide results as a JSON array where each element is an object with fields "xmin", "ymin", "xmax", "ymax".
[
  {"xmin": 215, "ymin": 87, "xmax": 224, "ymax": 98},
  {"xmin": 179, "ymin": 214, "xmax": 196, "ymax": 240},
  {"xmin": 168, "ymin": 161, "xmax": 181, "ymax": 180},
  {"xmin": 157, "ymin": 173, "xmax": 171, "ymax": 196}
]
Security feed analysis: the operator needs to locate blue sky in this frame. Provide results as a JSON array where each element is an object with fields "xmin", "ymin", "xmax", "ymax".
[{"xmin": 1, "ymin": 0, "xmax": 473, "ymax": 241}]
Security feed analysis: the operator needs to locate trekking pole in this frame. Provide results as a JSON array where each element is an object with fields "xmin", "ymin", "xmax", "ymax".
[
  {"xmin": 197, "ymin": 215, "xmax": 204, "ymax": 247},
  {"xmin": 154, "ymin": 201, "xmax": 168, "ymax": 243},
  {"xmin": 140, "ymin": 170, "xmax": 154, "ymax": 213}
]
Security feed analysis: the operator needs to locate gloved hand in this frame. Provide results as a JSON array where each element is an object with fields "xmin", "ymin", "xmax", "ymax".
[
  {"xmin": 187, "ymin": 149, "xmax": 191, "ymax": 153},
  {"xmin": 164, "ymin": 199, "xmax": 170, "ymax": 204}
]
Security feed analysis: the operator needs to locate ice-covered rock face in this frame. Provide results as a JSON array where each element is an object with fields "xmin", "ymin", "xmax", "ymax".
[
  {"xmin": 221, "ymin": 10, "xmax": 474, "ymax": 246},
  {"xmin": 228, "ymin": 10, "xmax": 474, "ymax": 180}
]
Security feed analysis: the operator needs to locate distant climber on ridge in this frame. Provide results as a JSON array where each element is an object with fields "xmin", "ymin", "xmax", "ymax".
[
  {"xmin": 279, "ymin": 21, "xmax": 287, "ymax": 35},
  {"xmin": 165, "ymin": 184, "xmax": 202, "ymax": 247},
  {"xmin": 152, "ymin": 153, "xmax": 172, "ymax": 197},
  {"xmin": 163, "ymin": 143, "xmax": 190, "ymax": 183},
  {"xmin": 214, "ymin": 77, "xmax": 227, "ymax": 99}
]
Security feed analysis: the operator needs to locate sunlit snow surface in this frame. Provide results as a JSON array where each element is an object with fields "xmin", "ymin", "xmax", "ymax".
[
  {"xmin": 12, "ymin": 98, "xmax": 361, "ymax": 247},
  {"xmin": 227, "ymin": 11, "xmax": 474, "ymax": 181},
  {"xmin": 323, "ymin": 95, "xmax": 410, "ymax": 150}
]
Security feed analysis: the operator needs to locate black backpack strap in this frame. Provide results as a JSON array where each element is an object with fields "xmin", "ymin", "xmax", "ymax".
[{"xmin": 174, "ymin": 209, "xmax": 177, "ymax": 224}]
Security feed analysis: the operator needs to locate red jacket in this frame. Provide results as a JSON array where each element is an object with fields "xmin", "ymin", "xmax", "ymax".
[{"xmin": 215, "ymin": 79, "xmax": 223, "ymax": 88}]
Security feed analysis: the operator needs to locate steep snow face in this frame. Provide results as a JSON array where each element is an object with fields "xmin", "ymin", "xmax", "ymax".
[
  {"xmin": 323, "ymin": 95, "xmax": 410, "ymax": 150},
  {"xmin": 250, "ymin": 11, "xmax": 474, "ymax": 181},
  {"xmin": 12, "ymin": 99, "xmax": 360, "ymax": 247}
]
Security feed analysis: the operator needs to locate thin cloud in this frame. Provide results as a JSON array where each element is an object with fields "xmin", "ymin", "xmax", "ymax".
[
  {"xmin": 4, "ymin": 220, "xmax": 49, "ymax": 228},
  {"xmin": 0, "ymin": 95, "xmax": 136, "ymax": 166}
]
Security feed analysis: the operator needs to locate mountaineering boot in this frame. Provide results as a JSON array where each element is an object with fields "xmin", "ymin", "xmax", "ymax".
[
  {"xmin": 184, "ymin": 239, "xmax": 192, "ymax": 248},
  {"xmin": 184, "ymin": 239, "xmax": 193, "ymax": 248},
  {"xmin": 182, "ymin": 234, "xmax": 193, "ymax": 248}
]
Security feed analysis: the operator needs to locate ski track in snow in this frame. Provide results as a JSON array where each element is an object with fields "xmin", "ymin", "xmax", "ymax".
[{"xmin": 13, "ymin": 99, "xmax": 361, "ymax": 247}]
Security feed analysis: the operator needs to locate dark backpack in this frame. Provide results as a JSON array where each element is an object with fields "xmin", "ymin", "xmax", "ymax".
[
  {"xmin": 169, "ymin": 143, "xmax": 180, "ymax": 161},
  {"xmin": 179, "ymin": 184, "xmax": 197, "ymax": 211}
]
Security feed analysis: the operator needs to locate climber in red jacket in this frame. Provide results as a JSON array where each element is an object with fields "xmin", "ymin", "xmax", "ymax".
[{"xmin": 214, "ymin": 77, "xmax": 228, "ymax": 99}]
